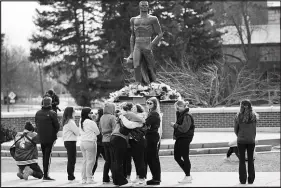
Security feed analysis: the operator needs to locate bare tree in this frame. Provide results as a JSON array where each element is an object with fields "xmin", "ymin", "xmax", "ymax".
[{"xmin": 157, "ymin": 54, "xmax": 280, "ymax": 107}]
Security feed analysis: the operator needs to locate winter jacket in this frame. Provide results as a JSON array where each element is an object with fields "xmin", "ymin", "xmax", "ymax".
[
  {"xmin": 14, "ymin": 130, "xmax": 40, "ymax": 165},
  {"xmin": 145, "ymin": 111, "xmax": 160, "ymax": 136},
  {"xmin": 50, "ymin": 94, "xmax": 60, "ymax": 112},
  {"xmin": 234, "ymin": 113, "xmax": 257, "ymax": 144},
  {"xmin": 79, "ymin": 119, "xmax": 100, "ymax": 142},
  {"xmin": 35, "ymin": 106, "xmax": 60, "ymax": 144},
  {"xmin": 100, "ymin": 103, "xmax": 116, "ymax": 142},
  {"xmin": 62, "ymin": 119, "xmax": 79, "ymax": 141},
  {"xmin": 112, "ymin": 114, "xmax": 142, "ymax": 140},
  {"xmin": 173, "ymin": 108, "xmax": 195, "ymax": 140}
]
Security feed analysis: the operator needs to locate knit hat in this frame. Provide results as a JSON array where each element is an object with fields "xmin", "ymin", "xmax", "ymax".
[
  {"xmin": 42, "ymin": 96, "xmax": 52, "ymax": 107},
  {"xmin": 25, "ymin": 121, "xmax": 34, "ymax": 132}
]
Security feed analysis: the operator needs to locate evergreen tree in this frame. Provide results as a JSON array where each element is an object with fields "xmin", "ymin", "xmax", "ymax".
[
  {"xmin": 151, "ymin": 0, "xmax": 224, "ymax": 70},
  {"xmin": 95, "ymin": 0, "xmax": 140, "ymax": 85},
  {"xmin": 30, "ymin": 0, "xmax": 120, "ymax": 106}
]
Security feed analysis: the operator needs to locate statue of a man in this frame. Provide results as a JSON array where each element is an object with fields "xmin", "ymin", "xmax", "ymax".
[{"xmin": 126, "ymin": 1, "xmax": 163, "ymax": 86}]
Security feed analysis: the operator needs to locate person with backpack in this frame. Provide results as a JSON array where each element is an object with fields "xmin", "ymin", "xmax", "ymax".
[
  {"xmin": 14, "ymin": 122, "xmax": 43, "ymax": 180},
  {"xmin": 122, "ymin": 102, "xmax": 147, "ymax": 186},
  {"xmin": 110, "ymin": 104, "xmax": 144, "ymax": 187},
  {"xmin": 170, "ymin": 100, "xmax": 195, "ymax": 184}
]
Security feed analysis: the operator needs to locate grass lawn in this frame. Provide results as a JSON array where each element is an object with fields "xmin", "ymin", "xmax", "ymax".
[{"xmin": 1, "ymin": 152, "xmax": 279, "ymax": 173}]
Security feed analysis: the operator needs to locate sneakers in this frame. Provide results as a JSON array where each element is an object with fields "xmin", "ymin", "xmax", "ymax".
[
  {"xmin": 132, "ymin": 176, "xmax": 140, "ymax": 183},
  {"xmin": 178, "ymin": 176, "xmax": 192, "ymax": 183},
  {"xmin": 17, "ymin": 172, "xmax": 24, "ymax": 179},
  {"xmin": 120, "ymin": 182, "xmax": 133, "ymax": 187},
  {"xmin": 126, "ymin": 176, "xmax": 132, "ymax": 183},
  {"xmin": 23, "ymin": 166, "xmax": 33, "ymax": 180},
  {"xmin": 82, "ymin": 179, "xmax": 87, "ymax": 184},
  {"xmin": 86, "ymin": 179, "xmax": 96, "ymax": 184},
  {"xmin": 43, "ymin": 176, "xmax": 55, "ymax": 181},
  {"xmin": 135, "ymin": 178, "xmax": 146, "ymax": 186},
  {"xmin": 224, "ymin": 156, "xmax": 231, "ymax": 162}
]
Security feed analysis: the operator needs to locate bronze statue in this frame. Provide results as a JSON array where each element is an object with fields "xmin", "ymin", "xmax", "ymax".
[{"xmin": 125, "ymin": 1, "xmax": 163, "ymax": 86}]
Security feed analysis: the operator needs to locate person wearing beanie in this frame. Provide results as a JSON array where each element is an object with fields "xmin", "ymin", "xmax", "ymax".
[
  {"xmin": 14, "ymin": 121, "xmax": 43, "ymax": 180},
  {"xmin": 35, "ymin": 96, "xmax": 60, "ymax": 181}
]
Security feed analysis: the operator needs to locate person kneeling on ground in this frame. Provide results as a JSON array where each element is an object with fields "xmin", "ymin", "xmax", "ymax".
[{"xmin": 14, "ymin": 122, "xmax": 43, "ymax": 180}]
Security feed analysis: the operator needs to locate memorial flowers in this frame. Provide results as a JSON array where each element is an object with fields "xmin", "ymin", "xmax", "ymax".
[{"xmin": 107, "ymin": 82, "xmax": 182, "ymax": 102}]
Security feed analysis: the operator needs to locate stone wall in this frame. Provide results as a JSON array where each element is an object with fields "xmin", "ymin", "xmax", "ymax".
[{"xmin": 1, "ymin": 104, "xmax": 280, "ymax": 139}]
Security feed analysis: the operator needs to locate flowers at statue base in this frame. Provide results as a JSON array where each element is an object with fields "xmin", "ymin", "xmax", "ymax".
[{"xmin": 107, "ymin": 82, "xmax": 182, "ymax": 102}]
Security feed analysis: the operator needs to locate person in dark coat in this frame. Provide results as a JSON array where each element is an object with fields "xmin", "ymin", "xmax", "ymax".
[
  {"xmin": 144, "ymin": 97, "xmax": 161, "ymax": 185},
  {"xmin": 14, "ymin": 122, "xmax": 43, "ymax": 180},
  {"xmin": 35, "ymin": 96, "xmax": 60, "ymax": 181},
  {"xmin": 234, "ymin": 99, "xmax": 259, "ymax": 185},
  {"xmin": 170, "ymin": 100, "xmax": 195, "ymax": 184},
  {"xmin": 46, "ymin": 89, "xmax": 60, "ymax": 113}
]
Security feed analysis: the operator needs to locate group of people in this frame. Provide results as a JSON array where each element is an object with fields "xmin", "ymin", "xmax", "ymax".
[{"xmin": 12, "ymin": 94, "xmax": 258, "ymax": 186}]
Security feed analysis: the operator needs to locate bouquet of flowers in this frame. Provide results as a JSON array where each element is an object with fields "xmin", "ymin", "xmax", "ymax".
[{"xmin": 107, "ymin": 82, "xmax": 182, "ymax": 102}]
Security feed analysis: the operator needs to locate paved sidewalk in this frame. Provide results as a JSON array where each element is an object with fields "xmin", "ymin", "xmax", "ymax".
[{"xmin": 1, "ymin": 172, "xmax": 280, "ymax": 187}]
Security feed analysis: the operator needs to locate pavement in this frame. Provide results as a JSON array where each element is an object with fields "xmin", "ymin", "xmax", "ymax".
[{"xmin": 1, "ymin": 172, "xmax": 280, "ymax": 187}]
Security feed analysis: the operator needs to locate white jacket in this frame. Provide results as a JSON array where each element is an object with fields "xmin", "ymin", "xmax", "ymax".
[
  {"xmin": 62, "ymin": 119, "xmax": 79, "ymax": 141},
  {"xmin": 79, "ymin": 119, "xmax": 100, "ymax": 142}
]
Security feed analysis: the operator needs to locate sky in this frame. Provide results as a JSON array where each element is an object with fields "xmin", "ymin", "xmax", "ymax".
[
  {"xmin": 1, "ymin": 1, "xmax": 40, "ymax": 53},
  {"xmin": 1, "ymin": 1, "xmax": 280, "ymax": 54}
]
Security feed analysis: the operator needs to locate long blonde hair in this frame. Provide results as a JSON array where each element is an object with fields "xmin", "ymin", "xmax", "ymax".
[{"xmin": 147, "ymin": 97, "xmax": 161, "ymax": 115}]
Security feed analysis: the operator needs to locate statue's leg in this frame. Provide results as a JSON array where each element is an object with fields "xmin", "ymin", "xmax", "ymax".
[{"xmin": 133, "ymin": 44, "xmax": 142, "ymax": 86}]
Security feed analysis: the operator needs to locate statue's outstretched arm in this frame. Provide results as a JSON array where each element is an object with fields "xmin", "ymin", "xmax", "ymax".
[{"xmin": 151, "ymin": 17, "xmax": 163, "ymax": 47}]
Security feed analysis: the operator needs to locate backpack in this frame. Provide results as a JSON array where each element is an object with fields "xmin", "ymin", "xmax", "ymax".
[
  {"xmin": 129, "ymin": 123, "xmax": 150, "ymax": 142},
  {"xmin": 117, "ymin": 117, "xmax": 130, "ymax": 136}
]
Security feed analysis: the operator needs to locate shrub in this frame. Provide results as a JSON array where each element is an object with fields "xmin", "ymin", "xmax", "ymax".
[{"xmin": 0, "ymin": 123, "xmax": 17, "ymax": 144}]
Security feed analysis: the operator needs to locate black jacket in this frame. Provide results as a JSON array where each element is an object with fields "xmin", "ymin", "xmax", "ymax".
[
  {"xmin": 173, "ymin": 108, "xmax": 195, "ymax": 140},
  {"xmin": 41, "ymin": 94, "xmax": 60, "ymax": 112},
  {"xmin": 145, "ymin": 111, "xmax": 160, "ymax": 136},
  {"xmin": 51, "ymin": 94, "xmax": 60, "ymax": 112},
  {"xmin": 35, "ymin": 106, "xmax": 60, "ymax": 144}
]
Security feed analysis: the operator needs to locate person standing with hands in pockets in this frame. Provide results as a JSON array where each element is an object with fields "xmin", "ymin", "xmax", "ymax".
[{"xmin": 170, "ymin": 100, "xmax": 195, "ymax": 184}]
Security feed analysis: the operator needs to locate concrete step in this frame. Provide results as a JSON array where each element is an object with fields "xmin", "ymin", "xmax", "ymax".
[
  {"xmin": 1, "ymin": 145, "xmax": 272, "ymax": 157},
  {"xmin": 159, "ymin": 145, "xmax": 272, "ymax": 156}
]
